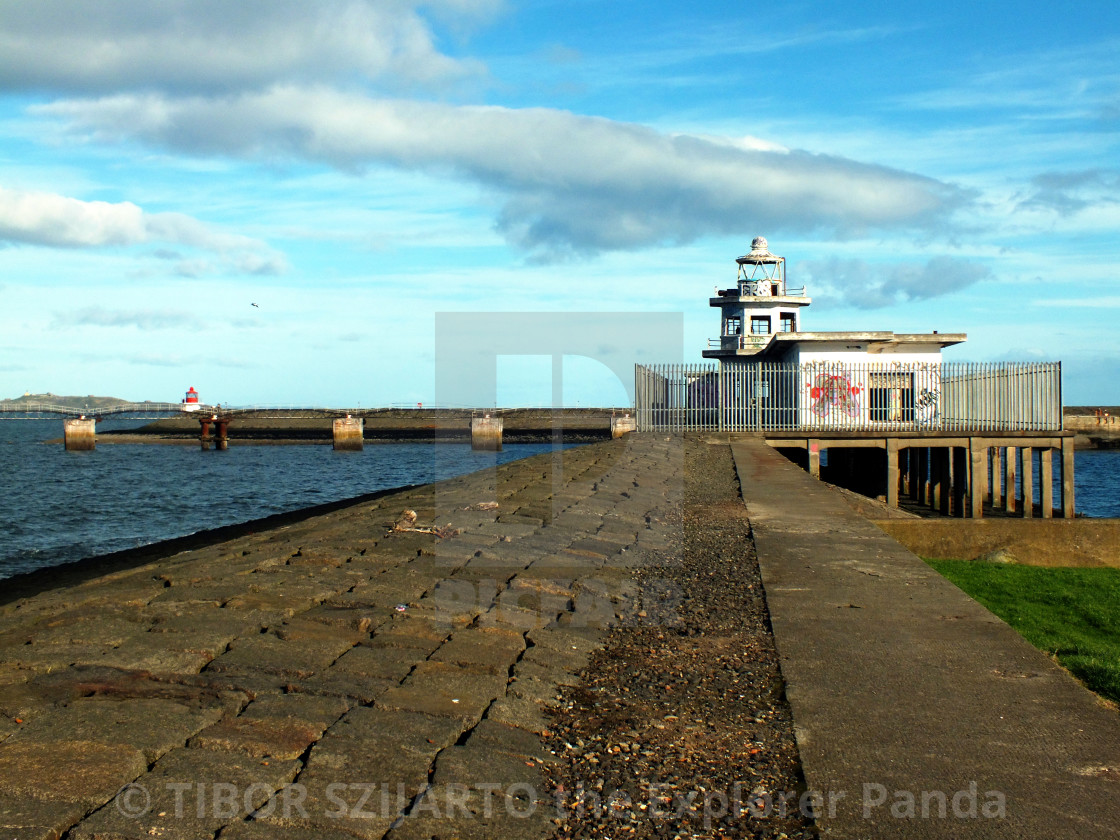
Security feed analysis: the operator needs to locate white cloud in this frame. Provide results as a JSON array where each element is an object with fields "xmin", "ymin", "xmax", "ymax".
[
  {"xmin": 0, "ymin": 186, "xmax": 286, "ymax": 274},
  {"xmin": 801, "ymin": 256, "xmax": 991, "ymax": 310},
  {"xmin": 52, "ymin": 306, "xmax": 193, "ymax": 330},
  {"xmin": 0, "ymin": 187, "xmax": 145, "ymax": 247},
  {"xmin": 1017, "ymin": 169, "xmax": 1120, "ymax": 214},
  {"xmin": 0, "ymin": 0, "xmax": 493, "ymax": 95},
  {"xmin": 38, "ymin": 88, "xmax": 969, "ymax": 258}
]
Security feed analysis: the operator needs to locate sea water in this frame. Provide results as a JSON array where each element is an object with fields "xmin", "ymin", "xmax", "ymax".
[
  {"xmin": 0, "ymin": 419, "xmax": 573, "ymax": 580},
  {"xmin": 2, "ymin": 421, "xmax": 1118, "ymax": 581}
]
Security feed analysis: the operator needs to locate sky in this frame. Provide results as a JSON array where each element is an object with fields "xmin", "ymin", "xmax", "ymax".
[{"xmin": 1, "ymin": 0, "xmax": 1118, "ymax": 408}]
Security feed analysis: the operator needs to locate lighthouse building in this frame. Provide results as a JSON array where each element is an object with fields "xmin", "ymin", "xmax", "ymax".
[{"xmin": 703, "ymin": 237, "xmax": 965, "ymax": 366}]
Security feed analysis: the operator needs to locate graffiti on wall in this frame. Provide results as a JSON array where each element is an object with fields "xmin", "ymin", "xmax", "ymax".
[
  {"xmin": 916, "ymin": 387, "xmax": 940, "ymax": 423},
  {"xmin": 808, "ymin": 373, "xmax": 862, "ymax": 418}
]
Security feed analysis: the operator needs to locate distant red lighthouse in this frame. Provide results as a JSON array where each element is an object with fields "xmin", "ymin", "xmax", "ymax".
[{"xmin": 182, "ymin": 386, "xmax": 201, "ymax": 412}]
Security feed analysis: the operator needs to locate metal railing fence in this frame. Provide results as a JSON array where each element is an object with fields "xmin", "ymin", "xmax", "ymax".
[{"xmin": 635, "ymin": 361, "xmax": 1063, "ymax": 433}]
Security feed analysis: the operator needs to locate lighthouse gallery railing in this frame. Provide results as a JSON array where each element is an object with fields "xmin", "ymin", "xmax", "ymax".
[{"xmin": 634, "ymin": 361, "xmax": 1062, "ymax": 433}]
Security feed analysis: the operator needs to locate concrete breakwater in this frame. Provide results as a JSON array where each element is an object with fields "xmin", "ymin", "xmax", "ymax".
[
  {"xmin": 5, "ymin": 433, "xmax": 1120, "ymax": 839},
  {"xmin": 0, "ymin": 436, "xmax": 713, "ymax": 838},
  {"xmin": 94, "ymin": 408, "xmax": 625, "ymax": 445},
  {"xmin": 1065, "ymin": 409, "xmax": 1120, "ymax": 449}
]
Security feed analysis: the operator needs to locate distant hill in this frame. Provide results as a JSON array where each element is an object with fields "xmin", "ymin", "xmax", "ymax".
[{"xmin": 0, "ymin": 393, "xmax": 156, "ymax": 409}]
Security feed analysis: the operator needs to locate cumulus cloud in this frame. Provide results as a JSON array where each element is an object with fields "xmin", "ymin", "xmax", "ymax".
[
  {"xmin": 0, "ymin": 0, "xmax": 494, "ymax": 95},
  {"xmin": 0, "ymin": 186, "xmax": 286, "ymax": 274},
  {"xmin": 0, "ymin": 188, "xmax": 145, "ymax": 247},
  {"xmin": 800, "ymin": 256, "xmax": 991, "ymax": 309},
  {"xmin": 38, "ymin": 88, "xmax": 969, "ymax": 258},
  {"xmin": 1018, "ymin": 169, "xmax": 1120, "ymax": 214}
]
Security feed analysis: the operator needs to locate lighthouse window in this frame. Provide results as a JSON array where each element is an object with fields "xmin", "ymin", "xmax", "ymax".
[
  {"xmin": 725, "ymin": 315, "xmax": 742, "ymax": 335},
  {"xmin": 780, "ymin": 313, "xmax": 796, "ymax": 332},
  {"xmin": 750, "ymin": 316, "xmax": 771, "ymax": 335}
]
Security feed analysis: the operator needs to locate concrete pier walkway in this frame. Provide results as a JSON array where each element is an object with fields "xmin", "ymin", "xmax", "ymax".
[
  {"xmin": 732, "ymin": 438, "xmax": 1120, "ymax": 839},
  {"xmin": 0, "ymin": 438, "xmax": 681, "ymax": 839}
]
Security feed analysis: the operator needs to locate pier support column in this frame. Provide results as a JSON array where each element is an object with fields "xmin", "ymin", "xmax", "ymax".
[
  {"xmin": 932, "ymin": 447, "xmax": 949, "ymax": 515},
  {"xmin": 200, "ymin": 416, "xmax": 230, "ymax": 450},
  {"xmin": 471, "ymin": 414, "xmax": 503, "ymax": 451},
  {"xmin": 952, "ymin": 447, "xmax": 968, "ymax": 518},
  {"xmin": 1005, "ymin": 446, "xmax": 1017, "ymax": 514},
  {"xmin": 215, "ymin": 419, "xmax": 229, "ymax": 451},
  {"xmin": 886, "ymin": 439, "xmax": 900, "ymax": 508},
  {"xmin": 63, "ymin": 417, "xmax": 96, "ymax": 451},
  {"xmin": 915, "ymin": 447, "xmax": 929, "ymax": 505},
  {"xmin": 1040, "ymin": 447, "xmax": 1054, "ymax": 519},
  {"xmin": 991, "ymin": 447, "xmax": 1003, "ymax": 508},
  {"xmin": 1061, "ymin": 437, "xmax": 1075, "ymax": 518},
  {"xmin": 1021, "ymin": 447, "xmax": 1033, "ymax": 519},
  {"xmin": 969, "ymin": 438, "xmax": 987, "ymax": 519},
  {"xmin": 807, "ymin": 439, "xmax": 820, "ymax": 478},
  {"xmin": 333, "ymin": 415, "xmax": 364, "ymax": 451},
  {"xmin": 610, "ymin": 413, "xmax": 636, "ymax": 439}
]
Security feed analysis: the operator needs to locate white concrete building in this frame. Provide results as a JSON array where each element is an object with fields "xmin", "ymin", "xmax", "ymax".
[
  {"xmin": 703, "ymin": 237, "xmax": 966, "ymax": 366},
  {"xmin": 634, "ymin": 238, "xmax": 1072, "ymax": 519}
]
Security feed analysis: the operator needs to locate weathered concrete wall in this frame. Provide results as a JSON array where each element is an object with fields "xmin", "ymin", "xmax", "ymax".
[
  {"xmin": 470, "ymin": 415, "xmax": 502, "ymax": 450},
  {"xmin": 610, "ymin": 414, "xmax": 636, "ymax": 438},
  {"xmin": 63, "ymin": 418, "xmax": 96, "ymax": 451},
  {"xmin": 332, "ymin": 416, "xmax": 363, "ymax": 451},
  {"xmin": 874, "ymin": 518, "xmax": 1120, "ymax": 567}
]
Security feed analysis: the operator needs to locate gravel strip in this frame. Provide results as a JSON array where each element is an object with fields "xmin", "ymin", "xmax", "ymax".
[{"xmin": 543, "ymin": 437, "xmax": 816, "ymax": 839}]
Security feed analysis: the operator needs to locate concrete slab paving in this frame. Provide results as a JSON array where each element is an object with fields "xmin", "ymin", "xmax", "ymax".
[
  {"xmin": 732, "ymin": 439, "xmax": 1120, "ymax": 839},
  {"xmin": 0, "ymin": 436, "xmax": 684, "ymax": 838}
]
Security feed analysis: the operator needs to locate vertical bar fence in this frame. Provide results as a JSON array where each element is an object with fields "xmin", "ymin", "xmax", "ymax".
[{"xmin": 635, "ymin": 361, "xmax": 1062, "ymax": 433}]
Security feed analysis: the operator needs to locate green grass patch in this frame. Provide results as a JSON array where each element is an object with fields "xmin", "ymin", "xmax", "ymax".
[{"xmin": 926, "ymin": 559, "xmax": 1120, "ymax": 705}]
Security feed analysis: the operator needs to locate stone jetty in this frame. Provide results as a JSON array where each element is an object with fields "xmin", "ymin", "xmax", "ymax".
[
  {"xmin": 4, "ymin": 434, "xmax": 1120, "ymax": 840},
  {"xmin": 0, "ymin": 437, "xmax": 694, "ymax": 839}
]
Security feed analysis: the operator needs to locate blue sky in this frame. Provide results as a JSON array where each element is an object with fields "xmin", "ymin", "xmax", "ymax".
[{"xmin": 1, "ymin": 0, "xmax": 1118, "ymax": 407}]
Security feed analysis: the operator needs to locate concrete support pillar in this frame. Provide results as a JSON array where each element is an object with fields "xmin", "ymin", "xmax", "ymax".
[
  {"xmin": 886, "ymin": 439, "xmax": 900, "ymax": 508},
  {"xmin": 1040, "ymin": 447, "xmax": 1054, "ymax": 519},
  {"xmin": 610, "ymin": 413, "xmax": 636, "ymax": 439},
  {"xmin": 333, "ymin": 415, "xmax": 364, "ymax": 451},
  {"xmin": 969, "ymin": 439, "xmax": 987, "ymax": 519},
  {"xmin": 991, "ymin": 447, "xmax": 1003, "ymax": 508},
  {"xmin": 1021, "ymin": 447, "xmax": 1033, "ymax": 519},
  {"xmin": 915, "ymin": 447, "xmax": 929, "ymax": 505},
  {"xmin": 471, "ymin": 414, "xmax": 503, "ymax": 451},
  {"xmin": 1061, "ymin": 437, "xmax": 1076, "ymax": 519},
  {"xmin": 933, "ymin": 447, "xmax": 950, "ymax": 515},
  {"xmin": 807, "ymin": 439, "xmax": 820, "ymax": 478},
  {"xmin": 63, "ymin": 417, "xmax": 96, "ymax": 451},
  {"xmin": 952, "ymin": 447, "xmax": 968, "ymax": 518},
  {"xmin": 898, "ymin": 446, "xmax": 910, "ymax": 497},
  {"xmin": 1005, "ymin": 446, "xmax": 1017, "ymax": 514}
]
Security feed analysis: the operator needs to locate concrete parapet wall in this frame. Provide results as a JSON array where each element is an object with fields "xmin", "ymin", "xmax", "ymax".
[
  {"xmin": 875, "ymin": 518, "xmax": 1120, "ymax": 567},
  {"xmin": 332, "ymin": 416, "xmax": 364, "ymax": 451},
  {"xmin": 470, "ymin": 415, "xmax": 502, "ymax": 450},
  {"xmin": 63, "ymin": 418, "xmax": 96, "ymax": 451}
]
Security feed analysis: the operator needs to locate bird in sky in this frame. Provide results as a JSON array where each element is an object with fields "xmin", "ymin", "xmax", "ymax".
[{"xmin": 251, "ymin": 303, "xmax": 259, "ymax": 308}]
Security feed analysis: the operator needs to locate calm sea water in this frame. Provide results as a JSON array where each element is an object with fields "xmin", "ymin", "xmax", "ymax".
[
  {"xmin": 0, "ymin": 419, "xmax": 573, "ymax": 581},
  {"xmin": 2, "ymin": 421, "xmax": 1118, "ymax": 581}
]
